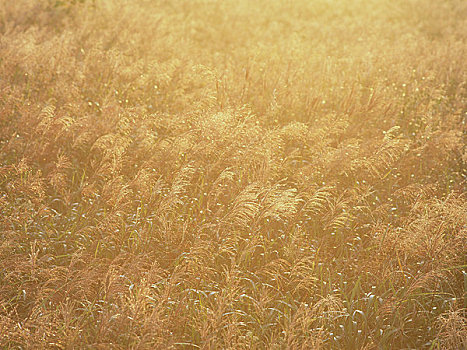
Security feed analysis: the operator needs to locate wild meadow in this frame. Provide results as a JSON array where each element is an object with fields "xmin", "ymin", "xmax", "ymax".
[{"xmin": 0, "ymin": 0, "xmax": 465, "ymax": 348}]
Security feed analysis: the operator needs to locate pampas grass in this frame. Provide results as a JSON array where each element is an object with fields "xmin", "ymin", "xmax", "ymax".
[{"xmin": 0, "ymin": 0, "xmax": 465, "ymax": 348}]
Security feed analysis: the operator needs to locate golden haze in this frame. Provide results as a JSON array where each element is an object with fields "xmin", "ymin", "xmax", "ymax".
[{"xmin": 0, "ymin": 0, "xmax": 466, "ymax": 348}]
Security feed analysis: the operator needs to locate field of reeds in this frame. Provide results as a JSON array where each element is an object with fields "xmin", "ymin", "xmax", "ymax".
[{"xmin": 0, "ymin": 0, "xmax": 466, "ymax": 348}]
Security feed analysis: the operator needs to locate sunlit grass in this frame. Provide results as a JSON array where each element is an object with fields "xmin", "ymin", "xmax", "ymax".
[{"xmin": 0, "ymin": 0, "xmax": 465, "ymax": 348}]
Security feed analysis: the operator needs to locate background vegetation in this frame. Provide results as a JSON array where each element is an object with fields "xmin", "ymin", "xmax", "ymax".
[{"xmin": 0, "ymin": 0, "xmax": 466, "ymax": 348}]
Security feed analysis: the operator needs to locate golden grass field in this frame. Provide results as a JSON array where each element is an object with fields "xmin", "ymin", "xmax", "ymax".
[{"xmin": 0, "ymin": 0, "xmax": 466, "ymax": 348}]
